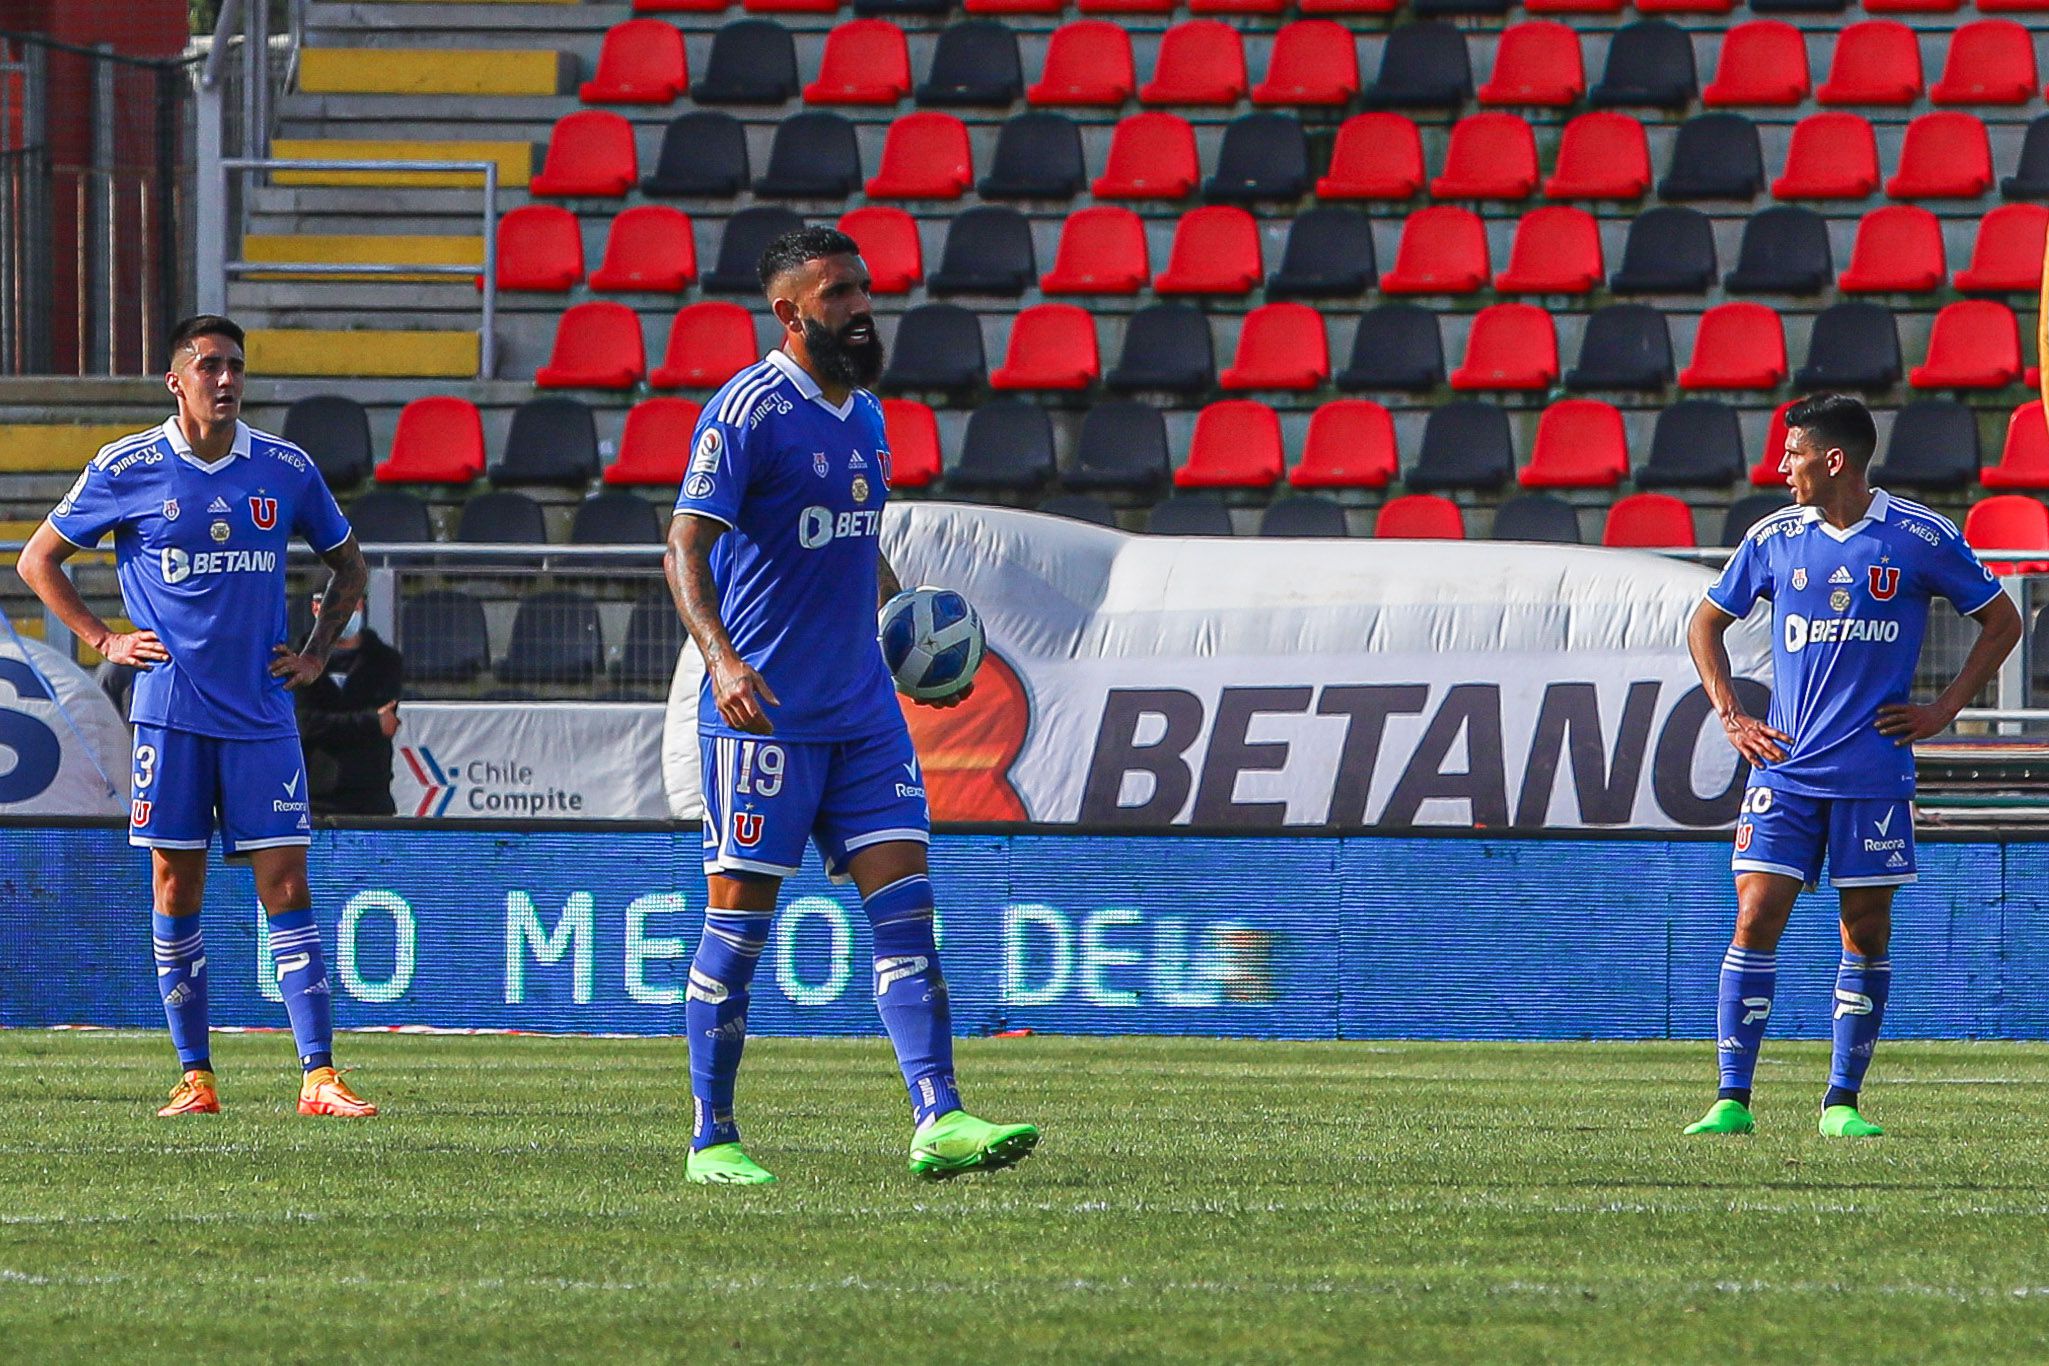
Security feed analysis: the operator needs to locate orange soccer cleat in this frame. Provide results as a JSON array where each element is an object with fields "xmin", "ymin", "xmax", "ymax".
[
  {"xmin": 298, "ymin": 1067, "xmax": 378, "ymax": 1118},
  {"xmin": 157, "ymin": 1069, "xmax": 220, "ymax": 1117}
]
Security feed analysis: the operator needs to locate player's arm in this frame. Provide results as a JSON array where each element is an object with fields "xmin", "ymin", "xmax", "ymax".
[
  {"xmin": 1875, "ymin": 592, "xmax": 2024, "ymax": 745},
  {"xmin": 14, "ymin": 521, "xmax": 169, "ymax": 668},
  {"xmin": 665, "ymin": 512, "xmax": 779, "ymax": 735},
  {"xmin": 1688, "ymin": 598, "xmax": 1789, "ymax": 766},
  {"xmin": 270, "ymin": 534, "xmax": 368, "ymax": 690}
]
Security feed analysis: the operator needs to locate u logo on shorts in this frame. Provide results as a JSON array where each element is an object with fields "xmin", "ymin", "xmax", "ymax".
[{"xmin": 732, "ymin": 811, "xmax": 764, "ymax": 848}]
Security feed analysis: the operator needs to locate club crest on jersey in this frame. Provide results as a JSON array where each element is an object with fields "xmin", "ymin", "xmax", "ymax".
[
  {"xmin": 248, "ymin": 495, "xmax": 277, "ymax": 530},
  {"xmin": 161, "ymin": 498, "xmax": 179, "ymax": 521},
  {"xmin": 813, "ymin": 450, "xmax": 829, "ymax": 478},
  {"xmin": 851, "ymin": 475, "xmax": 870, "ymax": 504},
  {"xmin": 1830, "ymin": 588, "xmax": 1851, "ymax": 612},
  {"xmin": 732, "ymin": 810, "xmax": 764, "ymax": 848},
  {"xmin": 1735, "ymin": 820, "xmax": 1753, "ymax": 852},
  {"xmin": 210, "ymin": 520, "xmax": 231, "ymax": 544},
  {"xmin": 1869, "ymin": 565, "xmax": 1900, "ymax": 600},
  {"xmin": 130, "ymin": 799, "xmax": 152, "ymax": 825},
  {"xmin": 1792, "ymin": 567, "xmax": 1808, "ymax": 591}
]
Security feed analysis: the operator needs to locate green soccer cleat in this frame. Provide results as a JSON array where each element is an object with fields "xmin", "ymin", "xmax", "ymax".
[
  {"xmin": 1683, "ymin": 1099, "xmax": 1757, "ymax": 1135},
  {"xmin": 1819, "ymin": 1104, "xmax": 1884, "ymax": 1138},
  {"xmin": 907, "ymin": 1110, "xmax": 1040, "ymax": 1180},
  {"xmin": 686, "ymin": 1142, "xmax": 777, "ymax": 1185}
]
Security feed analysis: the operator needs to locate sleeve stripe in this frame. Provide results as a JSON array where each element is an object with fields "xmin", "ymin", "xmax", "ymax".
[
  {"xmin": 673, "ymin": 507, "xmax": 734, "ymax": 530},
  {"xmin": 47, "ymin": 522, "xmax": 95, "ymax": 550},
  {"xmin": 716, "ymin": 366, "xmax": 778, "ymax": 426}
]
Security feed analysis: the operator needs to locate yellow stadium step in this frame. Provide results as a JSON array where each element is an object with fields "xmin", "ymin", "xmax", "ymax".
[
  {"xmin": 0, "ymin": 423, "xmax": 158, "ymax": 473},
  {"xmin": 242, "ymin": 233, "xmax": 483, "ymax": 284},
  {"xmin": 270, "ymin": 138, "xmax": 532, "ymax": 189},
  {"xmin": 0, "ymin": 519, "xmax": 42, "ymax": 543},
  {"xmin": 299, "ymin": 48, "xmax": 572, "ymax": 98},
  {"xmin": 245, "ymin": 328, "xmax": 480, "ymax": 379}
]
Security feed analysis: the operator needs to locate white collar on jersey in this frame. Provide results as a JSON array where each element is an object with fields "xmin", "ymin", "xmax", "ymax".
[
  {"xmin": 160, "ymin": 416, "xmax": 251, "ymax": 475},
  {"xmin": 1799, "ymin": 487, "xmax": 1891, "ymax": 543},
  {"xmin": 764, "ymin": 348, "xmax": 858, "ymax": 422}
]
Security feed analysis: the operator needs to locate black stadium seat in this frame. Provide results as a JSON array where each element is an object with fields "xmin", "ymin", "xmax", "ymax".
[
  {"xmin": 1147, "ymin": 493, "xmax": 1234, "ymax": 535},
  {"xmin": 882, "ymin": 302, "xmax": 987, "ymax": 392},
  {"xmin": 642, "ymin": 111, "xmax": 749, "ymax": 198},
  {"xmin": 493, "ymin": 397, "xmax": 600, "ymax": 487},
  {"xmin": 1266, "ymin": 207, "xmax": 1376, "ymax": 299},
  {"xmin": 1106, "ymin": 303, "xmax": 1215, "ymax": 394},
  {"xmin": 1657, "ymin": 113, "xmax": 1764, "ymax": 200},
  {"xmin": 978, "ymin": 112, "xmax": 1085, "ymax": 199},
  {"xmin": 1337, "ymin": 304, "xmax": 1443, "ymax": 393},
  {"xmin": 1064, "ymin": 401, "xmax": 1170, "ymax": 492},
  {"xmin": 1610, "ymin": 206, "xmax": 1717, "ymax": 294},
  {"xmin": 948, "ymin": 399, "xmax": 1055, "ymax": 490},
  {"xmin": 701, "ymin": 206, "xmax": 804, "ymax": 293},
  {"xmin": 1491, "ymin": 494, "xmax": 1582, "ymax": 544},
  {"xmin": 1722, "ymin": 205, "xmax": 1831, "ymax": 294},
  {"xmin": 346, "ymin": 489, "xmax": 432, "ymax": 544},
  {"xmin": 1872, "ymin": 400, "xmax": 1980, "ymax": 491},
  {"xmin": 753, "ymin": 111, "xmax": 861, "ymax": 198},
  {"xmin": 1589, "ymin": 21, "xmax": 1697, "ymax": 110},
  {"xmin": 693, "ymin": 20, "xmax": 799, "ymax": 105},
  {"xmin": 856, "ymin": 0, "xmax": 953, "ymax": 17},
  {"xmin": 2004, "ymin": 116, "xmax": 2049, "ymax": 199},
  {"xmin": 616, "ymin": 592, "xmax": 689, "ymax": 689},
  {"xmin": 1203, "ymin": 113, "xmax": 1310, "ymax": 202},
  {"xmin": 457, "ymin": 490, "xmax": 548, "ymax": 545},
  {"xmin": 927, "ymin": 206, "xmax": 1036, "ymax": 295},
  {"xmin": 498, "ymin": 589, "xmax": 604, "ymax": 685},
  {"xmin": 402, "ymin": 589, "xmax": 490, "ymax": 682},
  {"xmin": 1259, "ymin": 497, "xmax": 1350, "ymax": 537},
  {"xmin": 1722, "ymin": 492, "xmax": 1789, "ymax": 546},
  {"xmin": 570, "ymin": 490, "xmax": 663, "ymax": 545},
  {"xmin": 1565, "ymin": 304, "xmax": 1674, "ymax": 392},
  {"xmin": 1361, "ymin": 23, "xmax": 1471, "ymax": 110},
  {"xmin": 1037, "ymin": 493, "xmax": 1118, "ymax": 525},
  {"xmin": 1795, "ymin": 302, "xmax": 1902, "ymax": 390},
  {"xmin": 1638, "ymin": 400, "xmax": 1747, "ymax": 488},
  {"xmin": 281, "ymin": 394, "xmax": 372, "ymax": 489},
  {"xmin": 917, "ymin": 21, "xmax": 1022, "ymax": 107},
  {"xmin": 1407, "ymin": 400, "xmax": 1514, "ymax": 491}
]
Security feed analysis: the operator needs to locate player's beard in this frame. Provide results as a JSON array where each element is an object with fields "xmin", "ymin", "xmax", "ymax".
[{"xmin": 804, "ymin": 315, "xmax": 885, "ymax": 389}]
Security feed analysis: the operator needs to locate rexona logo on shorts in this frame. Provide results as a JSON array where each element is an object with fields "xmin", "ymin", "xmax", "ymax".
[{"xmin": 159, "ymin": 547, "xmax": 277, "ymax": 584}]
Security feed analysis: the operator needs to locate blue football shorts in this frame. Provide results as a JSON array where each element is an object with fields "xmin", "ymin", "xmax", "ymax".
[
  {"xmin": 699, "ymin": 726, "xmax": 930, "ymax": 882},
  {"xmin": 129, "ymin": 723, "xmax": 312, "ymax": 860},
  {"xmin": 1732, "ymin": 785, "xmax": 1917, "ymax": 889}
]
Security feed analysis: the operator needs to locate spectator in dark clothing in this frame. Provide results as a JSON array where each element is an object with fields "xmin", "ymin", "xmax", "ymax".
[{"xmin": 294, "ymin": 592, "xmax": 403, "ymax": 817}]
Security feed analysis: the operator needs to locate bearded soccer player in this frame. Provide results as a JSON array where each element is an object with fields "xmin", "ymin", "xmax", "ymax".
[
  {"xmin": 14, "ymin": 315, "xmax": 376, "ymax": 1119},
  {"xmin": 664, "ymin": 227, "xmax": 1038, "ymax": 1184},
  {"xmin": 1685, "ymin": 393, "xmax": 2021, "ymax": 1138}
]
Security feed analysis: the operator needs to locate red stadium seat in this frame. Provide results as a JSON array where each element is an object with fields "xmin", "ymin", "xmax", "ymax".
[
  {"xmin": 1679, "ymin": 303, "xmax": 1787, "ymax": 391},
  {"xmin": 838, "ymin": 205, "xmax": 922, "ymax": 293},
  {"xmin": 1316, "ymin": 113, "xmax": 1424, "ymax": 200},
  {"xmin": 1219, "ymin": 303, "xmax": 1328, "ymax": 391},
  {"xmin": 378, "ymin": 396, "xmax": 485, "ymax": 484},
  {"xmin": 495, "ymin": 205, "xmax": 583, "ymax": 292},
  {"xmin": 604, "ymin": 398, "xmax": 702, "ymax": 486},
  {"xmin": 1299, "ymin": 0, "xmax": 1397, "ymax": 13},
  {"xmin": 589, "ymin": 205, "xmax": 696, "ymax": 293},
  {"xmin": 1450, "ymin": 304, "xmax": 1559, "ymax": 391},
  {"xmin": 1028, "ymin": 22, "xmax": 1135, "ymax": 107},
  {"xmin": 1930, "ymin": 20, "xmax": 2038, "ymax": 105},
  {"xmin": 581, "ymin": 20, "xmax": 689, "ymax": 104},
  {"xmin": 881, "ymin": 399, "xmax": 943, "ymax": 487},
  {"xmin": 1702, "ymin": 21, "xmax": 1810, "ymax": 108},
  {"xmin": 864, "ymin": 112, "xmax": 972, "ymax": 199},
  {"xmin": 1542, "ymin": 112, "xmax": 1651, "ymax": 200},
  {"xmin": 1190, "ymin": 0, "xmax": 1284, "ymax": 14},
  {"xmin": 1816, "ymin": 21, "xmax": 1922, "ymax": 106},
  {"xmin": 747, "ymin": 0, "xmax": 836, "ymax": 13},
  {"xmin": 1477, "ymin": 22, "xmax": 1585, "ymax": 108},
  {"xmin": 1963, "ymin": 494, "xmax": 2049, "ymax": 574},
  {"xmin": 1092, "ymin": 112, "xmax": 1199, "ymax": 200},
  {"xmin": 1983, "ymin": 402, "xmax": 2049, "ymax": 489},
  {"xmin": 650, "ymin": 301, "xmax": 759, "ymax": 390},
  {"xmin": 535, "ymin": 302, "xmax": 646, "ymax": 389},
  {"xmin": 1040, "ymin": 207, "xmax": 1150, "ymax": 294},
  {"xmin": 1154, "ymin": 206, "xmax": 1263, "ymax": 295},
  {"xmin": 1748, "ymin": 399, "xmax": 1798, "ymax": 487},
  {"xmin": 1078, "ymin": 0, "xmax": 1171, "ymax": 12},
  {"xmin": 1375, "ymin": 494, "xmax": 1465, "ymax": 540},
  {"xmin": 1836, "ymin": 205, "xmax": 1945, "ymax": 293},
  {"xmin": 1865, "ymin": 0, "xmax": 1959, "ymax": 12},
  {"xmin": 972, "ymin": 0, "xmax": 1062, "ymax": 12},
  {"xmin": 529, "ymin": 111, "xmax": 638, "ymax": 197},
  {"xmin": 1140, "ymin": 21, "xmax": 1247, "ymax": 106},
  {"xmin": 1380, "ymin": 207, "xmax": 1489, "ymax": 295},
  {"xmin": 805, "ymin": 19, "xmax": 910, "ymax": 105},
  {"xmin": 1290, "ymin": 401, "xmax": 1398, "ymax": 489},
  {"xmin": 1252, "ymin": 21, "xmax": 1359, "ymax": 107},
  {"xmin": 1175, "ymin": 401, "xmax": 1284, "ymax": 488},
  {"xmin": 1953, "ymin": 204, "xmax": 2049, "ymax": 293},
  {"xmin": 1909, "ymin": 300, "xmax": 2022, "ymax": 389},
  {"xmin": 1429, "ymin": 113, "xmax": 1539, "ymax": 200},
  {"xmin": 990, "ymin": 304, "xmax": 1100, "ymax": 391},
  {"xmin": 1981, "ymin": 0, "xmax": 2049, "ymax": 12},
  {"xmin": 1493, "ymin": 206, "xmax": 1603, "ymax": 294},
  {"xmin": 1603, "ymin": 492, "xmax": 1697, "ymax": 547},
  {"xmin": 1526, "ymin": 0, "xmax": 1623, "ymax": 12},
  {"xmin": 1772, "ymin": 113, "xmax": 1880, "ymax": 200},
  {"xmin": 1521, "ymin": 400, "xmax": 1629, "ymax": 488},
  {"xmin": 1636, "ymin": 0, "xmax": 1733, "ymax": 14},
  {"xmin": 1885, "ymin": 112, "xmax": 1992, "ymax": 199}
]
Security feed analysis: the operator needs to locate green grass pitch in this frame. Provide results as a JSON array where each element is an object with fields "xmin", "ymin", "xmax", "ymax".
[{"xmin": 6, "ymin": 1033, "xmax": 2049, "ymax": 1363}]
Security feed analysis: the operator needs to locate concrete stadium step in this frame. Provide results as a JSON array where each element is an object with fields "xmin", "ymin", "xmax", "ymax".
[
  {"xmin": 307, "ymin": 1, "xmax": 618, "ymax": 48},
  {"xmin": 0, "ymin": 423, "xmax": 157, "ymax": 473},
  {"xmin": 246, "ymin": 328, "xmax": 482, "ymax": 378},
  {"xmin": 299, "ymin": 46, "xmax": 574, "ymax": 97},
  {"xmin": 242, "ymin": 233, "xmax": 484, "ymax": 284},
  {"xmin": 271, "ymin": 137, "xmax": 533, "ymax": 188}
]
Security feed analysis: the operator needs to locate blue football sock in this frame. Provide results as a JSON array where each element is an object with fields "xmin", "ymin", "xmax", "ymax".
[
  {"xmin": 865, "ymin": 874, "xmax": 959, "ymax": 1127},
  {"xmin": 1716, "ymin": 945, "xmax": 1777, "ymax": 1100},
  {"xmin": 151, "ymin": 911, "xmax": 210, "ymax": 1071},
  {"xmin": 266, "ymin": 909, "xmax": 333, "ymax": 1073},
  {"xmin": 1829, "ymin": 953, "xmax": 1891, "ymax": 1098},
  {"xmin": 686, "ymin": 910, "xmax": 770, "ymax": 1151}
]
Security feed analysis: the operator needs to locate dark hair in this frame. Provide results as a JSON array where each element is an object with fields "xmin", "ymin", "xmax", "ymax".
[
  {"xmin": 167, "ymin": 314, "xmax": 245, "ymax": 365},
  {"xmin": 758, "ymin": 226, "xmax": 862, "ymax": 292},
  {"xmin": 1783, "ymin": 392, "xmax": 1877, "ymax": 471}
]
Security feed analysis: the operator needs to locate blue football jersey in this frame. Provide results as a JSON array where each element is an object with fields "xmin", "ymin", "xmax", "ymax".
[
  {"xmin": 672, "ymin": 350, "xmax": 900, "ymax": 742},
  {"xmin": 1707, "ymin": 490, "xmax": 2002, "ymax": 798},
  {"xmin": 48, "ymin": 419, "xmax": 353, "ymax": 740}
]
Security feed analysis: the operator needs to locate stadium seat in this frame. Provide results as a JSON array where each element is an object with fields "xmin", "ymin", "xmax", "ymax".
[
  {"xmin": 1093, "ymin": 113, "xmax": 1198, "ymax": 199},
  {"xmin": 1337, "ymin": 304, "xmax": 1444, "ymax": 392},
  {"xmin": 1657, "ymin": 114, "xmax": 1764, "ymax": 200},
  {"xmin": 1038, "ymin": 493, "xmax": 1119, "ymax": 526},
  {"xmin": 1910, "ymin": 300, "xmax": 2023, "ymax": 389},
  {"xmin": 1795, "ymin": 300, "xmax": 1902, "ymax": 390},
  {"xmin": 979, "ymin": 112, "xmax": 1085, "ymax": 199},
  {"xmin": 1520, "ymin": 399, "xmax": 1629, "ymax": 488},
  {"xmin": 534, "ymin": 302, "xmax": 645, "ymax": 389},
  {"xmin": 838, "ymin": 205, "xmax": 921, "ymax": 294},
  {"xmin": 1449, "ymin": 304, "xmax": 1558, "ymax": 391},
  {"xmin": 1140, "ymin": 21, "xmax": 1246, "ymax": 106},
  {"xmin": 456, "ymin": 490, "xmax": 547, "ymax": 545},
  {"xmin": 1702, "ymin": 21, "xmax": 1810, "ymax": 107},
  {"xmin": 917, "ymin": 21, "xmax": 1023, "ymax": 106},
  {"xmin": 1931, "ymin": 20, "xmax": 2037, "ymax": 105},
  {"xmin": 2005, "ymin": 116, "xmax": 2049, "ymax": 199},
  {"xmin": 1107, "ymin": 303, "xmax": 1215, "ymax": 394},
  {"xmin": 1526, "ymin": 0, "xmax": 1620, "ymax": 13},
  {"xmin": 928, "ymin": 206, "xmax": 1035, "ymax": 294},
  {"xmin": 881, "ymin": 398, "xmax": 943, "ymax": 487},
  {"xmin": 642, "ymin": 110, "xmax": 749, "ymax": 197},
  {"xmin": 1886, "ymin": 112, "xmax": 1994, "ymax": 199},
  {"xmin": 881, "ymin": 303, "xmax": 986, "ymax": 392},
  {"xmin": 1146, "ymin": 494, "xmax": 1235, "ymax": 535},
  {"xmin": 1041, "ymin": 206, "xmax": 1150, "ymax": 294},
  {"xmin": 1816, "ymin": 20, "xmax": 1922, "ymax": 106},
  {"xmin": 990, "ymin": 304, "xmax": 1100, "ymax": 391},
  {"xmin": 754, "ymin": 111, "xmax": 861, "ymax": 196},
  {"xmin": 1191, "ymin": 0, "xmax": 1285, "ymax": 14},
  {"xmin": 701, "ymin": 206, "xmax": 803, "ymax": 292},
  {"xmin": 1636, "ymin": 0, "xmax": 1732, "ymax": 13},
  {"xmin": 1252, "ymin": 21, "xmax": 1359, "ymax": 107},
  {"xmin": 650, "ymin": 301, "xmax": 758, "ymax": 390},
  {"xmin": 494, "ymin": 205, "xmax": 583, "ymax": 292},
  {"xmin": 1543, "ymin": 112, "xmax": 1651, "ymax": 200},
  {"xmin": 865, "ymin": 111, "xmax": 972, "ymax": 198},
  {"xmin": 1416, "ymin": 0, "xmax": 1508, "ymax": 15},
  {"xmin": 1380, "ymin": 207, "xmax": 1489, "ymax": 294},
  {"xmin": 635, "ymin": 0, "xmax": 729, "ymax": 14},
  {"xmin": 1065, "ymin": 402, "xmax": 1171, "ymax": 491},
  {"xmin": 1603, "ymin": 492, "xmax": 1696, "ymax": 548},
  {"xmin": 582, "ymin": 19, "xmax": 689, "ymax": 103},
  {"xmin": 1564, "ymin": 303, "xmax": 1673, "ymax": 391},
  {"xmin": 1266, "ymin": 208, "xmax": 1376, "ymax": 298},
  {"xmin": 1954, "ymin": 204, "xmax": 2049, "ymax": 292},
  {"xmin": 692, "ymin": 21, "xmax": 798, "ymax": 104},
  {"xmin": 347, "ymin": 489, "xmax": 432, "ymax": 543},
  {"xmin": 1361, "ymin": 22, "xmax": 1471, "ymax": 109},
  {"xmin": 530, "ymin": 111, "xmax": 637, "ymax": 197},
  {"xmin": 604, "ymin": 398, "xmax": 701, "ymax": 486},
  {"xmin": 1205, "ymin": 114, "xmax": 1311, "ymax": 202},
  {"xmin": 283, "ymin": 395, "xmax": 372, "ymax": 489},
  {"xmin": 805, "ymin": 19, "xmax": 910, "ymax": 104},
  {"xmin": 1154, "ymin": 207, "xmax": 1263, "ymax": 295},
  {"xmin": 1429, "ymin": 113, "xmax": 1539, "ymax": 200},
  {"xmin": 1863, "ymin": 0, "xmax": 1960, "ymax": 12},
  {"xmin": 1076, "ymin": 0, "xmax": 1171, "ymax": 13},
  {"xmin": 1490, "ymin": 494, "xmax": 1581, "ymax": 543},
  {"xmin": 1982, "ymin": 401, "xmax": 2049, "ymax": 489},
  {"xmin": 1747, "ymin": 398, "xmax": 1798, "ymax": 486},
  {"xmin": 1722, "ymin": 493, "xmax": 1790, "ymax": 545},
  {"xmin": 1375, "ymin": 494, "xmax": 1465, "ymax": 540},
  {"xmin": 1259, "ymin": 498, "xmax": 1350, "ymax": 538},
  {"xmin": 616, "ymin": 592, "xmax": 689, "ymax": 689},
  {"xmin": 1315, "ymin": 113, "xmax": 1425, "ymax": 200},
  {"xmin": 1478, "ymin": 22, "xmax": 1584, "ymax": 107},
  {"xmin": 1028, "ymin": 22, "xmax": 1135, "ymax": 107},
  {"xmin": 949, "ymin": 400, "xmax": 1056, "ymax": 490},
  {"xmin": 1963, "ymin": 494, "xmax": 2049, "ymax": 573},
  {"xmin": 1723, "ymin": 205, "xmax": 1832, "ymax": 294},
  {"xmin": 746, "ymin": 0, "xmax": 836, "ymax": 14},
  {"xmin": 1299, "ymin": 0, "xmax": 1398, "ymax": 12},
  {"xmin": 1679, "ymin": 303, "xmax": 1787, "ymax": 390},
  {"xmin": 1589, "ymin": 20, "xmax": 1697, "ymax": 109},
  {"xmin": 1609, "ymin": 206, "xmax": 1716, "ymax": 293},
  {"xmin": 500, "ymin": 591, "xmax": 604, "ymax": 686},
  {"xmin": 1837, "ymin": 205, "xmax": 1946, "ymax": 293},
  {"xmin": 1218, "ymin": 302, "xmax": 1328, "ymax": 391},
  {"xmin": 1289, "ymin": 400, "xmax": 1398, "ymax": 488},
  {"xmin": 857, "ymin": 0, "xmax": 956, "ymax": 17},
  {"xmin": 1871, "ymin": 400, "xmax": 1980, "ymax": 489},
  {"xmin": 402, "ymin": 591, "xmax": 490, "ymax": 683},
  {"xmin": 589, "ymin": 205, "xmax": 696, "ymax": 292},
  {"xmin": 1408, "ymin": 400, "xmax": 1515, "ymax": 491},
  {"xmin": 1175, "ymin": 401, "xmax": 1283, "ymax": 488},
  {"xmin": 1771, "ymin": 113, "xmax": 1880, "ymax": 200},
  {"xmin": 1493, "ymin": 206, "xmax": 1602, "ymax": 294},
  {"xmin": 493, "ymin": 397, "xmax": 602, "ymax": 486},
  {"xmin": 1636, "ymin": 399, "xmax": 1746, "ymax": 487}
]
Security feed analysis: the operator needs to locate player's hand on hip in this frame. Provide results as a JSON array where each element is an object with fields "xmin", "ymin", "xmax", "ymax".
[
  {"xmin": 269, "ymin": 643, "xmax": 326, "ymax": 691},
  {"xmin": 1876, "ymin": 701, "xmax": 1954, "ymax": 746},
  {"xmin": 711, "ymin": 656, "xmax": 779, "ymax": 735},
  {"xmin": 916, "ymin": 680, "xmax": 974, "ymax": 710},
  {"xmin": 1722, "ymin": 711, "xmax": 1790, "ymax": 766},
  {"xmin": 98, "ymin": 629, "xmax": 169, "ymax": 669}
]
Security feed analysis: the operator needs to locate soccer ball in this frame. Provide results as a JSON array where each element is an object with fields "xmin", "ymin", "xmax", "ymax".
[{"xmin": 879, "ymin": 587, "xmax": 984, "ymax": 701}]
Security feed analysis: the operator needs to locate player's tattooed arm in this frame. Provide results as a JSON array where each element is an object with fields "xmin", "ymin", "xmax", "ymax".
[
  {"xmin": 667, "ymin": 513, "xmax": 780, "ymax": 734},
  {"xmin": 271, "ymin": 535, "xmax": 367, "ymax": 690},
  {"xmin": 1876, "ymin": 591, "xmax": 2025, "ymax": 745},
  {"xmin": 15, "ymin": 521, "xmax": 171, "ymax": 668},
  {"xmin": 1688, "ymin": 599, "xmax": 1789, "ymax": 766},
  {"xmin": 877, "ymin": 551, "xmax": 903, "ymax": 607}
]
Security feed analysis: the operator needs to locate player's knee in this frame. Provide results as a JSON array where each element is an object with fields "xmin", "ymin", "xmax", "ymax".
[
  {"xmin": 154, "ymin": 875, "xmax": 203, "ymax": 917},
  {"xmin": 257, "ymin": 871, "xmax": 310, "ymax": 914}
]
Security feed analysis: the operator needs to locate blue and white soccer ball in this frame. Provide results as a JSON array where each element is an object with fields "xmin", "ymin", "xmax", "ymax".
[{"xmin": 879, "ymin": 587, "xmax": 985, "ymax": 701}]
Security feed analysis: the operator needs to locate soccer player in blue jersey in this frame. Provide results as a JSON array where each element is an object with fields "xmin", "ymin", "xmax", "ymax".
[
  {"xmin": 664, "ymin": 227, "xmax": 1038, "ymax": 1184},
  {"xmin": 15, "ymin": 315, "xmax": 377, "ymax": 1119},
  {"xmin": 1685, "ymin": 393, "xmax": 2021, "ymax": 1138}
]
